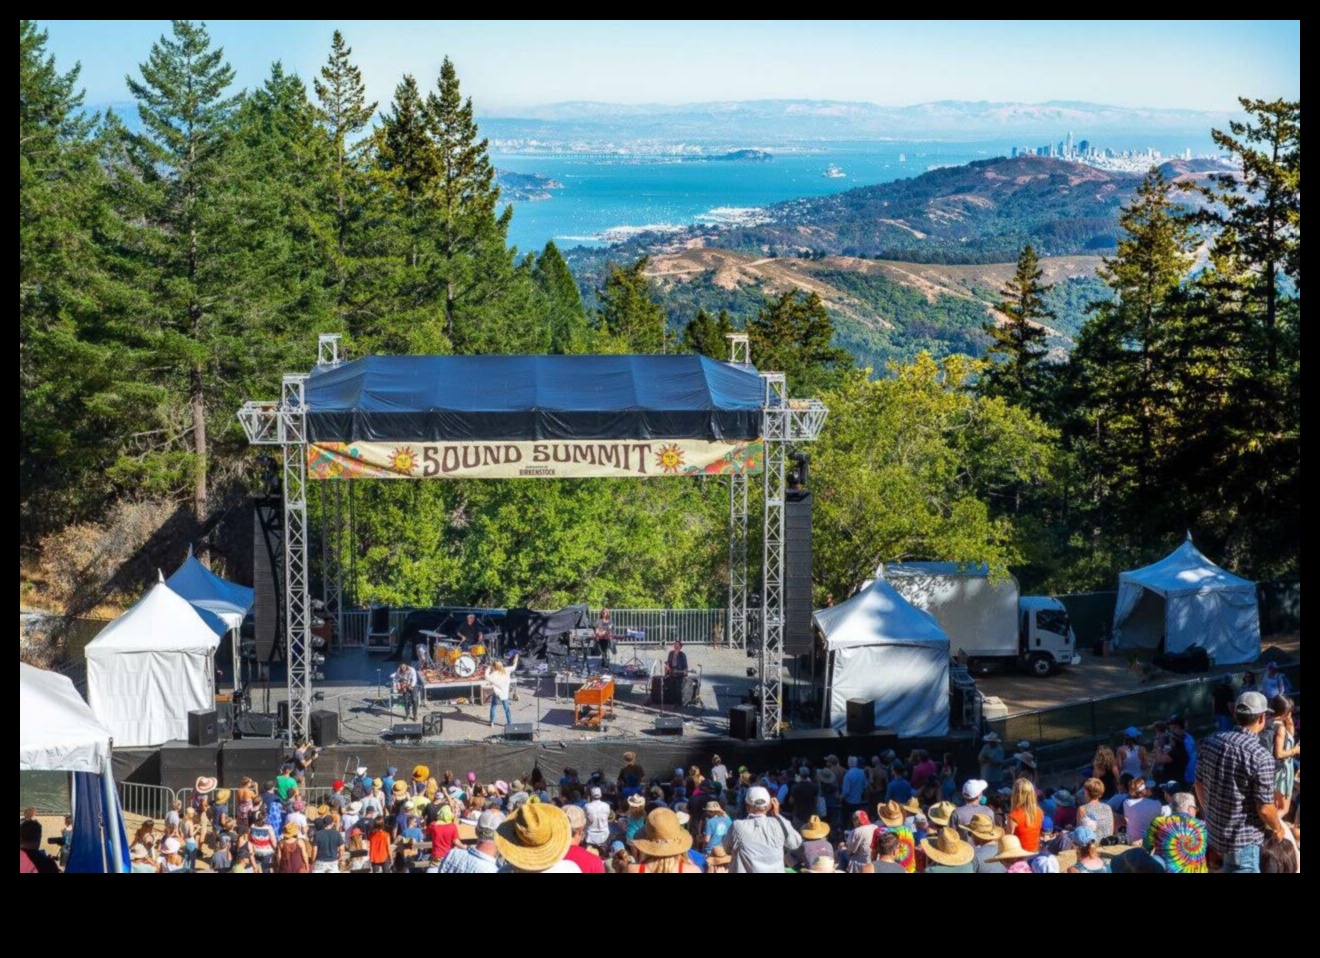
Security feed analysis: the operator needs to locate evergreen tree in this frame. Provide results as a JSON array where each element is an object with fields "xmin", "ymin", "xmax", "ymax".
[
  {"xmin": 746, "ymin": 290, "xmax": 848, "ymax": 394},
  {"xmin": 681, "ymin": 308, "xmax": 735, "ymax": 359},
  {"xmin": 534, "ymin": 240, "xmax": 589, "ymax": 353},
  {"xmin": 595, "ymin": 258, "xmax": 667, "ymax": 353},
  {"xmin": 981, "ymin": 244, "xmax": 1052, "ymax": 407}
]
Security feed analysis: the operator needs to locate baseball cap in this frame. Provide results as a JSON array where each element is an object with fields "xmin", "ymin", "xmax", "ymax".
[
  {"xmin": 563, "ymin": 805, "xmax": 586, "ymax": 830},
  {"xmin": 475, "ymin": 809, "xmax": 504, "ymax": 839},
  {"xmin": 1235, "ymin": 690, "xmax": 1269, "ymax": 716},
  {"xmin": 1072, "ymin": 826, "xmax": 1097, "ymax": 846},
  {"xmin": 962, "ymin": 779, "xmax": 988, "ymax": 800},
  {"xmin": 745, "ymin": 786, "xmax": 772, "ymax": 808}
]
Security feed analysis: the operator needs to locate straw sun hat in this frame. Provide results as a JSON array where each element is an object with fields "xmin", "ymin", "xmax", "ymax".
[
  {"xmin": 495, "ymin": 803, "xmax": 572, "ymax": 873},
  {"xmin": 878, "ymin": 801, "xmax": 906, "ymax": 828},
  {"xmin": 988, "ymin": 834, "xmax": 1036, "ymax": 863},
  {"xmin": 631, "ymin": 808, "xmax": 694, "ymax": 859},
  {"xmin": 920, "ymin": 828, "xmax": 975, "ymax": 867},
  {"xmin": 800, "ymin": 815, "xmax": 831, "ymax": 840}
]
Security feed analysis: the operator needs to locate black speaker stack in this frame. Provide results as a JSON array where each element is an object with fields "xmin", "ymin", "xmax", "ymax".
[
  {"xmin": 502, "ymin": 723, "xmax": 534, "ymax": 742},
  {"xmin": 649, "ymin": 674, "xmax": 699, "ymax": 706},
  {"xmin": 654, "ymin": 716, "xmax": 684, "ymax": 736},
  {"xmin": 188, "ymin": 709, "xmax": 219, "ymax": 747},
  {"xmin": 728, "ymin": 704, "xmax": 757, "ymax": 741},
  {"xmin": 252, "ymin": 497, "xmax": 284, "ymax": 663},
  {"xmin": 784, "ymin": 489, "xmax": 814, "ymax": 655},
  {"xmin": 159, "ymin": 740, "xmax": 218, "ymax": 792},
  {"xmin": 846, "ymin": 698, "xmax": 876, "ymax": 735},
  {"xmin": 219, "ymin": 738, "xmax": 285, "ymax": 787},
  {"xmin": 310, "ymin": 710, "xmax": 339, "ymax": 747}
]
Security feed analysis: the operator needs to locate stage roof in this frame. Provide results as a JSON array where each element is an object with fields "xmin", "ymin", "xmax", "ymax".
[{"xmin": 305, "ymin": 354, "xmax": 765, "ymax": 442}]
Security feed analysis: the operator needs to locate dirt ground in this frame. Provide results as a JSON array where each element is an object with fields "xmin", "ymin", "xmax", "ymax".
[{"xmin": 975, "ymin": 633, "xmax": 1299, "ymax": 715}]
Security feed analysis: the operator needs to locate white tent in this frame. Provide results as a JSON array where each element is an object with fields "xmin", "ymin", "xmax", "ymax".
[
  {"xmin": 166, "ymin": 547, "xmax": 253, "ymax": 629},
  {"xmin": 86, "ymin": 579, "xmax": 223, "ymax": 747},
  {"xmin": 1112, "ymin": 536, "xmax": 1261, "ymax": 666},
  {"xmin": 815, "ymin": 579, "xmax": 950, "ymax": 737}
]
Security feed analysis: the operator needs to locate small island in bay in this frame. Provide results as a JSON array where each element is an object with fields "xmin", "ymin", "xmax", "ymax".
[{"xmin": 495, "ymin": 169, "xmax": 565, "ymax": 201}]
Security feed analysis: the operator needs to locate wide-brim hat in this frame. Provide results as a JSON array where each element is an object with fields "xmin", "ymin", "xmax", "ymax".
[
  {"xmin": 1014, "ymin": 752, "xmax": 1037, "ymax": 769},
  {"xmin": 214, "ymin": 788, "xmax": 232, "ymax": 805},
  {"xmin": 965, "ymin": 816, "xmax": 1004, "ymax": 842},
  {"xmin": 928, "ymin": 801, "xmax": 957, "ymax": 827},
  {"xmin": 282, "ymin": 823, "xmax": 299, "ymax": 837},
  {"xmin": 705, "ymin": 801, "xmax": 725, "ymax": 814},
  {"xmin": 982, "ymin": 732, "xmax": 1001, "ymax": 743},
  {"xmin": 921, "ymin": 828, "xmax": 975, "ymax": 867},
  {"xmin": 801, "ymin": 815, "xmax": 831, "ymax": 840},
  {"xmin": 392, "ymin": 781, "xmax": 409, "ymax": 797},
  {"xmin": 631, "ymin": 808, "xmax": 694, "ymax": 858},
  {"xmin": 988, "ymin": 835, "xmax": 1035, "ymax": 862},
  {"xmin": 346, "ymin": 802, "xmax": 362, "ymax": 814},
  {"xmin": 1053, "ymin": 789, "xmax": 1076, "ymax": 807},
  {"xmin": 316, "ymin": 804, "xmax": 330, "ymax": 817},
  {"xmin": 194, "ymin": 776, "xmax": 217, "ymax": 795},
  {"xmin": 878, "ymin": 801, "xmax": 905, "ymax": 828},
  {"xmin": 622, "ymin": 751, "xmax": 637, "ymax": 764},
  {"xmin": 129, "ymin": 843, "xmax": 149, "ymax": 860},
  {"xmin": 900, "ymin": 796, "xmax": 922, "ymax": 816},
  {"xmin": 706, "ymin": 846, "xmax": 731, "ymax": 866},
  {"xmin": 372, "ymin": 778, "xmax": 383, "ymax": 789},
  {"xmin": 817, "ymin": 768, "xmax": 838, "ymax": 786},
  {"xmin": 412, "ymin": 765, "xmax": 430, "ymax": 783},
  {"xmin": 626, "ymin": 794, "xmax": 646, "ymax": 809},
  {"xmin": 495, "ymin": 804, "xmax": 572, "ymax": 872}
]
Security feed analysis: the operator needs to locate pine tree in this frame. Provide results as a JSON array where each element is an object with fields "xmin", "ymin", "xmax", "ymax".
[
  {"xmin": 534, "ymin": 240, "xmax": 589, "ymax": 353},
  {"xmin": 595, "ymin": 258, "xmax": 667, "ymax": 353},
  {"xmin": 681, "ymin": 307, "xmax": 735, "ymax": 358},
  {"xmin": 746, "ymin": 290, "xmax": 848, "ymax": 395},
  {"xmin": 981, "ymin": 244, "xmax": 1052, "ymax": 407}
]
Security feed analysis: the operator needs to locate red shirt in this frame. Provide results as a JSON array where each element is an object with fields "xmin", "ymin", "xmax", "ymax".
[
  {"xmin": 368, "ymin": 831, "xmax": 391, "ymax": 865},
  {"xmin": 564, "ymin": 843, "xmax": 605, "ymax": 874},
  {"xmin": 1008, "ymin": 808, "xmax": 1043, "ymax": 852},
  {"xmin": 428, "ymin": 822, "xmax": 460, "ymax": 860}
]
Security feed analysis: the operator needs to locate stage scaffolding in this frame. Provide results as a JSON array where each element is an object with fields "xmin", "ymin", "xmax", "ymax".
[{"xmin": 240, "ymin": 334, "xmax": 825, "ymax": 743}]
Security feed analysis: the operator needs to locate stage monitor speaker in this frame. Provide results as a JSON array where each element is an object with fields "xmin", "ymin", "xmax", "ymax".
[
  {"xmin": 188, "ymin": 709, "xmax": 219, "ymax": 747},
  {"xmin": 503, "ymin": 723, "xmax": 534, "ymax": 742},
  {"xmin": 784, "ymin": 490, "xmax": 814, "ymax": 655},
  {"xmin": 219, "ymin": 739, "xmax": 284, "ymax": 786},
  {"xmin": 252, "ymin": 497, "xmax": 284, "ymax": 663},
  {"xmin": 388, "ymin": 723, "xmax": 424, "ymax": 742},
  {"xmin": 846, "ymin": 698, "xmax": 876, "ymax": 735},
  {"xmin": 729, "ymin": 704, "xmax": 757, "ymax": 741},
  {"xmin": 654, "ymin": 716, "xmax": 684, "ymax": 736},
  {"xmin": 310, "ymin": 710, "xmax": 339, "ymax": 747},
  {"xmin": 234, "ymin": 713, "xmax": 277, "ymax": 739},
  {"xmin": 650, "ymin": 674, "xmax": 699, "ymax": 706},
  {"xmin": 159, "ymin": 740, "xmax": 218, "ymax": 792}
]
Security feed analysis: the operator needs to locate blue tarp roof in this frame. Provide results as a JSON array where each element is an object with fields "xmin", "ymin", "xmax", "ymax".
[
  {"xmin": 166, "ymin": 552, "xmax": 254, "ymax": 628},
  {"xmin": 304, "ymin": 354, "xmax": 766, "ymax": 442}
]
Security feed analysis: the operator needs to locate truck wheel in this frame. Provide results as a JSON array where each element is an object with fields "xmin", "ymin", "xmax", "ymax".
[{"xmin": 1028, "ymin": 653, "xmax": 1055, "ymax": 678}]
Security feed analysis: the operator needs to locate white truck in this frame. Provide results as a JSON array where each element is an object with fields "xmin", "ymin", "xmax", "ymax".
[{"xmin": 882, "ymin": 563, "xmax": 1080, "ymax": 677}]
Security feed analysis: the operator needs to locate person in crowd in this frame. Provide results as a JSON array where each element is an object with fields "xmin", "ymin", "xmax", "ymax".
[
  {"xmin": 285, "ymin": 799, "xmax": 308, "ymax": 837},
  {"xmin": 180, "ymin": 807, "xmax": 201, "ymax": 871},
  {"xmin": 1196, "ymin": 690, "xmax": 1289, "ymax": 873},
  {"xmin": 921, "ymin": 827, "xmax": 976, "ymax": 873},
  {"xmin": 1067, "ymin": 826, "xmax": 1109, "ymax": 873},
  {"xmin": 705, "ymin": 845, "xmax": 731, "ymax": 873},
  {"xmin": 1050, "ymin": 789, "xmax": 1077, "ymax": 830},
  {"xmin": 1260, "ymin": 835, "xmax": 1299, "ymax": 874},
  {"xmin": 393, "ymin": 660, "xmax": 423, "ymax": 721},
  {"xmin": 1121, "ymin": 778, "xmax": 1161, "ymax": 846},
  {"xmin": 487, "ymin": 654, "xmax": 518, "ymax": 728},
  {"xmin": 562, "ymin": 805, "xmax": 605, "ymax": 873},
  {"xmin": 627, "ymin": 807, "xmax": 700, "ymax": 873},
  {"xmin": 623, "ymin": 793, "xmax": 648, "ymax": 841},
  {"xmin": 583, "ymin": 786, "xmax": 612, "ymax": 851},
  {"xmin": 1091, "ymin": 745, "xmax": 1121, "ymax": 800},
  {"xmin": 1079, "ymin": 778, "xmax": 1115, "ymax": 839},
  {"xmin": 798, "ymin": 815, "xmax": 833, "ymax": 867},
  {"xmin": 843, "ymin": 810, "xmax": 877, "ymax": 872},
  {"xmin": 618, "ymin": 751, "xmax": 645, "ymax": 798},
  {"xmin": 274, "ymin": 764, "xmax": 298, "ymax": 802},
  {"xmin": 868, "ymin": 830, "xmax": 906, "ymax": 874},
  {"xmin": 1269, "ymin": 695, "xmax": 1300, "ymax": 817},
  {"xmin": 965, "ymin": 815, "xmax": 1006, "ymax": 872},
  {"xmin": 1010, "ymin": 751, "xmax": 1038, "ymax": 786},
  {"xmin": 209, "ymin": 835, "xmax": 233, "ymax": 873},
  {"xmin": 876, "ymin": 801, "xmax": 916, "ymax": 873},
  {"xmin": 436, "ymin": 809, "xmax": 503, "ymax": 874},
  {"xmin": 275, "ymin": 822, "xmax": 310, "ymax": 874},
  {"xmin": 159, "ymin": 836, "xmax": 187, "ymax": 873},
  {"xmin": 952, "ymin": 779, "xmax": 994, "ymax": 836},
  {"xmin": 1262, "ymin": 662, "xmax": 1292, "ymax": 700},
  {"xmin": 1212, "ymin": 675, "xmax": 1237, "ymax": 732},
  {"xmin": 1118, "ymin": 727, "xmax": 1148, "ymax": 780},
  {"xmin": 19, "ymin": 820, "xmax": 60, "ymax": 874},
  {"xmin": 427, "ymin": 802, "xmax": 463, "ymax": 860},
  {"xmin": 497, "ymin": 803, "xmax": 579, "ymax": 873},
  {"xmin": 911, "ymin": 750, "xmax": 938, "ymax": 790},
  {"xmin": 868, "ymin": 755, "xmax": 891, "ymax": 802},
  {"xmin": 978, "ymin": 733, "xmax": 1006, "ymax": 789},
  {"xmin": 726, "ymin": 787, "xmax": 802, "ymax": 873},
  {"xmin": 788, "ymin": 765, "xmax": 819, "ymax": 829},
  {"xmin": 310, "ymin": 815, "xmax": 343, "ymax": 873},
  {"xmin": 249, "ymin": 812, "xmax": 277, "ymax": 872},
  {"xmin": 841, "ymin": 756, "xmax": 868, "ymax": 824},
  {"xmin": 345, "ymin": 828, "xmax": 370, "ymax": 872},
  {"xmin": 367, "ymin": 819, "xmax": 393, "ymax": 873},
  {"xmin": 129, "ymin": 843, "xmax": 157, "ymax": 874},
  {"xmin": 1143, "ymin": 792, "xmax": 1209, "ymax": 873},
  {"xmin": 884, "ymin": 763, "xmax": 914, "ymax": 804},
  {"xmin": 165, "ymin": 798, "xmax": 182, "ymax": 831},
  {"xmin": 1167, "ymin": 714, "xmax": 1198, "ymax": 787},
  {"xmin": 702, "ymin": 799, "xmax": 732, "ymax": 853},
  {"xmin": 710, "ymin": 755, "xmax": 729, "ymax": 789},
  {"xmin": 132, "ymin": 820, "xmax": 157, "ymax": 860},
  {"xmin": 1006, "ymin": 777, "xmax": 1043, "ymax": 853},
  {"xmin": 987, "ymin": 834, "xmax": 1036, "ymax": 873}
]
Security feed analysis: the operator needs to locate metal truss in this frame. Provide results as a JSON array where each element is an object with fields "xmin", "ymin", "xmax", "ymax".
[
  {"xmin": 319, "ymin": 481, "xmax": 345, "ymax": 652},
  {"xmin": 760, "ymin": 373, "xmax": 788, "ymax": 738},
  {"xmin": 725, "ymin": 332, "xmax": 750, "ymax": 365},
  {"xmin": 728, "ymin": 472, "xmax": 749, "ymax": 651},
  {"xmin": 279, "ymin": 375, "xmax": 311, "ymax": 745}
]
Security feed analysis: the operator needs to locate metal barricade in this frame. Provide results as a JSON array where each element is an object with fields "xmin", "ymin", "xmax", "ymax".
[
  {"xmin": 117, "ymin": 783, "xmax": 179, "ymax": 821},
  {"xmin": 608, "ymin": 609, "xmax": 725, "ymax": 646}
]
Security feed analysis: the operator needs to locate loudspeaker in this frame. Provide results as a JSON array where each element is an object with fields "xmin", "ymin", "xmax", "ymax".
[
  {"xmin": 650, "ymin": 675, "xmax": 698, "ymax": 706},
  {"xmin": 654, "ymin": 716, "xmax": 684, "ymax": 736},
  {"xmin": 188, "ymin": 709, "xmax": 219, "ymax": 747},
  {"xmin": 219, "ymin": 739, "xmax": 284, "ymax": 786},
  {"xmin": 846, "ymin": 699, "xmax": 876, "ymax": 735},
  {"xmin": 214, "ymin": 701, "xmax": 234, "ymax": 742},
  {"xmin": 729, "ymin": 704, "xmax": 757, "ymax": 741},
  {"xmin": 252, "ymin": 498, "xmax": 284, "ymax": 663},
  {"xmin": 276, "ymin": 700, "xmax": 290, "ymax": 732},
  {"xmin": 503, "ymin": 723, "xmax": 534, "ymax": 742},
  {"xmin": 310, "ymin": 710, "xmax": 339, "ymax": 747},
  {"xmin": 784, "ymin": 490, "xmax": 814, "ymax": 655},
  {"xmin": 387, "ymin": 723, "xmax": 424, "ymax": 742},
  {"xmin": 159, "ymin": 740, "xmax": 218, "ymax": 792},
  {"xmin": 233, "ymin": 713, "xmax": 277, "ymax": 739}
]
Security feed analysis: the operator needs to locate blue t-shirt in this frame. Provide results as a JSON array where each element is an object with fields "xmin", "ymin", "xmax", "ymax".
[
  {"xmin": 841, "ymin": 767, "xmax": 867, "ymax": 805},
  {"xmin": 885, "ymin": 778, "xmax": 914, "ymax": 804},
  {"xmin": 704, "ymin": 815, "xmax": 731, "ymax": 848},
  {"xmin": 626, "ymin": 817, "xmax": 647, "ymax": 841},
  {"xmin": 686, "ymin": 848, "xmax": 707, "ymax": 870}
]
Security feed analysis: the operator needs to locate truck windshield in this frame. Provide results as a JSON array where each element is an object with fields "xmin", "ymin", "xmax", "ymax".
[{"xmin": 1036, "ymin": 609, "xmax": 1070, "ymax": 637}]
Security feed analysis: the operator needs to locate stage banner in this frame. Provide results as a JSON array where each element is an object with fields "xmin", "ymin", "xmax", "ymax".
[{"xmin": 308, "ymin": 438, "xmax": 764, "ymax": 480}]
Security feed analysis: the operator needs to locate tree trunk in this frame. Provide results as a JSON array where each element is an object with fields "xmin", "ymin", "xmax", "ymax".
[{"xmin": 192, "ymin": 363, "xmax": 209, "ymax": 538}]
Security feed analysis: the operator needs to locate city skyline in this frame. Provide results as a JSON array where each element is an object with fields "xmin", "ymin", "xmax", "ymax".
[{"xmin": 41, "ymin": 19, "xmax": 1299, "ymax": 114}]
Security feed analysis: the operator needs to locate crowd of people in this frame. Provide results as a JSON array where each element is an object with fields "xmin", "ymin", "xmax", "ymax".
[{"xmin": 22, "ymin": 677, "xmax": 1299, "ymax": 874}]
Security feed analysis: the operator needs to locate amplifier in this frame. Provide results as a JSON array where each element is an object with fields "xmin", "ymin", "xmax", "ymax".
[
  {"xmin": 503, "ymin": 723, "xmax": 534, "ymax": 742},
  {"xmin": 654, "ymin": 716, "xmax": 684, "ymax": 736},
  {"xmin": 729, "ymin": 705, "xmax": 757, "ymax": 741},
  {"xmin": 188, "ymin": 709, "xmax": 219, "ymax": 747},
  {"xmin": 386, "ymin": 723, "xmax": 424, "ymax": 742}
]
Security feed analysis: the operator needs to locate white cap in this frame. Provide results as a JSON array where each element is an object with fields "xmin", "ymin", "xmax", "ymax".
[
  {"xmin": 746, "ymin": 786, "xmax": 772, "ymax": 808},
  {"xmin": 962, "ymin": 779, "xmax": 988, "ymax": 800}
]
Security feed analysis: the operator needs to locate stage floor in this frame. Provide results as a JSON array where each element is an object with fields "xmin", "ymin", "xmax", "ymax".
[{"xmin": 244, "ymin": 644, "xmax": 776, "ymax": 746}]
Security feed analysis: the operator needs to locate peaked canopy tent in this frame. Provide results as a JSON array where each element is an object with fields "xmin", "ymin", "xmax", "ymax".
[
  {"xmin": 240, "ymin": 337, "xmax": 828, "ymax": 742},
  {"xmin": 814, "ymin": 579, "xmax": 951, "ymax": 737},
  {"xmin": 166, "ymin": 548, "xmax": 254, "ymax": 629},
  {"xmin": 20, "ymin": 664, "xmax": 129, "ymax": 873},
  {"xmin": 1112, "ymin": 536, "xmax": 1261, "ymax": 666},
  {"xmin": 86, "ymin": 580, "xmax": 224, "ymax": 747}
]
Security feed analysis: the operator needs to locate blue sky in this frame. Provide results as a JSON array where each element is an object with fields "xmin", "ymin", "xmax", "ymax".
[{"xmin": 41, "ymin": 19, "xmax": 1299, "ymax": 114}]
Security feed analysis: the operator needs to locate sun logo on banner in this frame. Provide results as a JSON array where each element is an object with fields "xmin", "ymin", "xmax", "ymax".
[
  {"xmin": 655, "ymin": 443, "xmax": 686, "ymax": 474},
  {"xmin": 389, "ymin": 446, "xmax": 419, "ymax": 475}
]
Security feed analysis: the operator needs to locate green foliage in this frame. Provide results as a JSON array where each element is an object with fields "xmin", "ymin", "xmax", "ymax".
[
  {"xmin": 534, "ymin": 241, "xmax": 590, "ymax": 353},
  {"xmin": 980, "ymin": 245, "xmax": 1052, "ymax": 409},
  {"xmin": 746, "ymin": 291, "xmax": 850, "ymax": 395},
  {"xmin": 595, "ymin": 257, "xmax": 667, "ymax": 353},
  {"xmin": 680, "ymin": 307, "xmax": 735, "ymax": 358}
]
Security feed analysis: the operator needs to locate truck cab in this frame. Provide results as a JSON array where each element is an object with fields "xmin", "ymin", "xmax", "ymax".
[{"xmin": 1018, "ymin": 596, "xmax": 1082, "ymax": 676}]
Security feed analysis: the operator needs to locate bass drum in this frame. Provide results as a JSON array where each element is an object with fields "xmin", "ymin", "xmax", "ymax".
[{"xmin": 453, "ymin": 654, "xmax": 478, "ymax": 678}]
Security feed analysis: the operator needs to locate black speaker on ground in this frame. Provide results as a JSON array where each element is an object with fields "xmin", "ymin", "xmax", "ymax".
[
  {"xmin": 233, "ymin": 712, "xmax": 277, "ymax": 739},
  {"xmin": 784, "ymin": 488, "xmax": 814, "ymax": 655},
  {"xmin": 503, "ymin": 723, "xmax": 534, "ymax": 742},
  {"xmin": 310, "ymin": 710, "xmax": 339, "ymax": 747},
  {"xmin": 729, "ymin": 704, "xmax": 757, "ymax": 741},
  {"xmin": 388, "ymin": 723, "xmax": 424, "ymax": 742},
  {"xmin": 252, "ymin": 497, "xmax": 284, "ymax": 663},
  {"xmin": 159, "ymin": 740, "xmax": 218, "ymax": 792},
  {"xmin": 219, "ymin": 739, "xmax": 284, "ymax": 786},
  {"xmin": 846, "ymin": 698, "xmax": 876, "ymax": 735},
  {"xmin": 188, "ymin": 709, "xmax": 219, "ymax": 747},
  {"xmin": 654, "ymin": 716, "xmax": 684, "ymax": 736}
]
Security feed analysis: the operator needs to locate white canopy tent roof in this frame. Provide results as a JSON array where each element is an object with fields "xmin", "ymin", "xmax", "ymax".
[
  {"xmin": 166, "ymin": 548, "xmax": 253, "ymax": 630},
  {"xmin": 85, "ymin": 579, "xmax": 223, "ymax": 747},
  {"xmin": 1112, "ymin": 536, "xmax": 1261, "ymax": 666},
  {"xmin": 20, "ymin": 663, "xmax": 113, "ymax": 773},
  {"xmin": 814, "ymin": 579, "xmax": 950, "ymax": 737}
]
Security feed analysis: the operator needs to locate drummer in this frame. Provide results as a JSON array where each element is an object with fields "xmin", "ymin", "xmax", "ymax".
[{"xmin": 457, "ymin": 613, "xmax": 485, "ymax": 649}]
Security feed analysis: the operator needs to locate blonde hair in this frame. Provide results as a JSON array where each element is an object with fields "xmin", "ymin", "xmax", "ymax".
[
  {"xmin": 1092, "ymin": 745, "xmax": 1117, "ymax": 775},
  {"xmin": 1083, "ymin": 777, "xmax": 1106, "ymax": 801},
  {"xmin": 1011, "ymin": 778, "xmax": 1038, "ymax": 820},
  {"xmin": 1127, "ymin": 777, "xmax": 1148, "ymax": 798},
  {"xmin": 639, "ymin": 852, "xmax": 684, "ymax": 874},
  {"xmin": 491, "ymin": 661, "xmax": 506, "ymax": 674}
]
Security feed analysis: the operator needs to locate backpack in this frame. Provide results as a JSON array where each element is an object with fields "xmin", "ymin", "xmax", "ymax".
[{"xmin": 1259, "ymin": 722, "xmax": 1280, "ymax": 757}]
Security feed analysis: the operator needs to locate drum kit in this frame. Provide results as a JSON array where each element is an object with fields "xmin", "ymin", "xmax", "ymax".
[{"xmin": 421, "ymin": 630, "xmax": 487, "ymax": 679}]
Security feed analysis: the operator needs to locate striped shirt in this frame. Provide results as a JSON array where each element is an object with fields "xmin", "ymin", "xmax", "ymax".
[{"xmin": 1196, "ymin": 729, "xmax": 1274, "ymax": 853}]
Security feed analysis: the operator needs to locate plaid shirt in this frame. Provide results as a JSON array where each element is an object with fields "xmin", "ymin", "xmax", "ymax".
[{"xmin": 1196, "ymin": 728, "xmax": 1274, "ymax": 853}]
